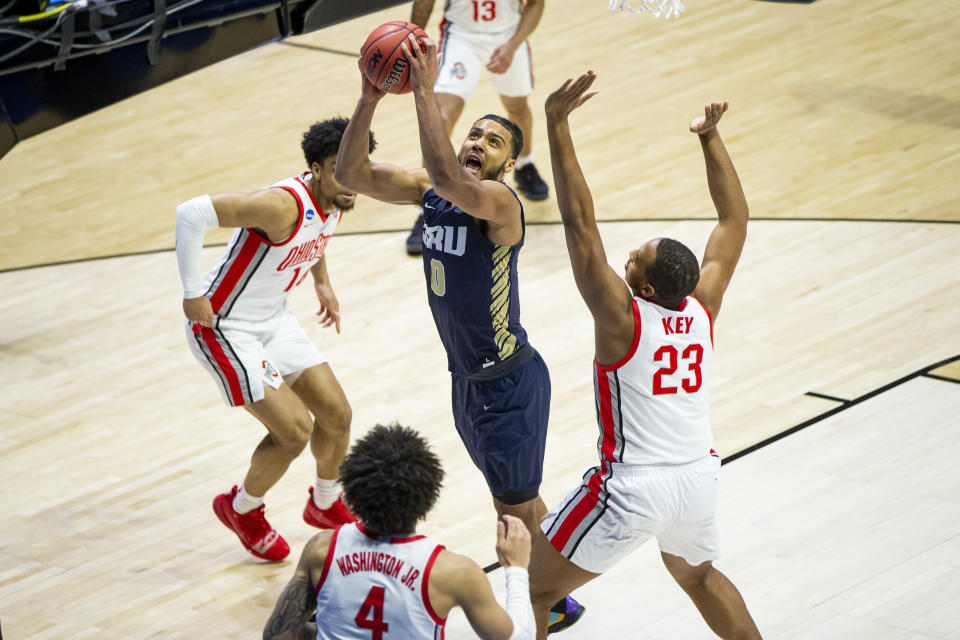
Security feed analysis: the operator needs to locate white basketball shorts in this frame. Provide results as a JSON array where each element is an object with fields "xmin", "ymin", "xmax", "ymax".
[
  {"xmin": 185, "ymin": 310, "xmax": 326, "ymax": 407},
  {"xmin": 434, "ymin": 22, "xmax": 533, "ymax": 99},
  {"xmin": 541, "ymin": 453, "xmax": 722, "ymax": 573}
]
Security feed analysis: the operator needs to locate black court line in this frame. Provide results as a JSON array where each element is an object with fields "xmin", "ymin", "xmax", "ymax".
[
  {"xmin": 4, "ymin": 216, "xmax": 959, "ymax": 275},
  {"xmin": 723, "ymin": 353, "xmax": 960, "ymax": 465},
  {"xmin": 923, "ymin": 373, "xmax": 960, "ymax": 386},
  {"xmin": 278, "ymin": 40, "xmax": 356, "ymax": 57},
  {"xmin": 804, "ymin": 391, "xmax": 850, "ymax": 404},
  {"xmin": 481, "ymin": 353, "xmax": 960, "ymax": 574}
]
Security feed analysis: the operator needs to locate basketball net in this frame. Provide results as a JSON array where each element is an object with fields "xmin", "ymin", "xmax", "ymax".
[{"xmin": 609, "ymin": 0, "xmax": 685, "ymax": 19}]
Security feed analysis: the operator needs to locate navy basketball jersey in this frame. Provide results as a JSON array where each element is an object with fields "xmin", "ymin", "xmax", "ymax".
[{"xmin": 420, "ymin": 186, "xmax": 529, "ymax": 376}]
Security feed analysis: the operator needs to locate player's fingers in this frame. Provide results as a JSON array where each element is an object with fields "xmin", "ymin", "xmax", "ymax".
[
  {"xmin": 578, "ymin": 90, "xmax": 599, "ymax": 107},
  {"xmin": 496, "ymin": 520, "xmax": 506, "ymax": 545},
  {"xmin": 502, "ymin": 514, "xmax": 522, "ymax": 537}
]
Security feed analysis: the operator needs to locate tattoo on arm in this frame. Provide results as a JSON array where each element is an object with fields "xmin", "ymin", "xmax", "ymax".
[{"xmin": 264, "ymin": 570, "xmax": 315, "ymax": 640}]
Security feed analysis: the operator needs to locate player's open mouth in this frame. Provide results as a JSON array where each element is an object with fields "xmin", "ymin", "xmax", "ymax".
[{"xmin": 464, "ymin": 155, "xmax": 482, "ymax": 172}]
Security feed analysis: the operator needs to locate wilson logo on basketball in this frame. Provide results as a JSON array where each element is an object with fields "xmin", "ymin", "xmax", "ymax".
[
  {"xmin": 277, "ymin": 235, "xmax": 330, "ymax": 271},
  {"xmin": 380, "ymin": 57, "xmax": 408, "ymax": 92}
]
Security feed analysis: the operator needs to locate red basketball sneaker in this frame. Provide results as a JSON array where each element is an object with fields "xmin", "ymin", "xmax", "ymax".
[
  {"xmin": 303, "ymin": 487, "xmax": 358, "ymax": 529},
  {"xmin": 212, "ymin": 486, "xmax": 290, "ymax": 562}
]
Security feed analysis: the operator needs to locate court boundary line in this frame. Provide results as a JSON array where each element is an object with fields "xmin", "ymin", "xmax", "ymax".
[
  {"xmin": 278, "ymin": 41, "xmax": 356, "ymax": 57},
  {"xmin": 723, "ymin": 353, "xmax": 960, "ymax": 465},
  {"xmin": 480, "ymin": 353, "xmax": 960, "ymax": 573},
  {"xmin": 3, "ymin": 216, "xmax": 958, "ymax": 274},
  {"xmin": 803, "ymin": 391, "xmax": 849, "ymax": 404}
]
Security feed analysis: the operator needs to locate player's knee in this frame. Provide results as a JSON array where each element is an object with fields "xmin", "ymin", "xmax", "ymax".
[
  {"xmin": 316, "ymin": 397, "xmax": 351, "ymax": 433},
  {"xmin": 277, "ymin": 415, "xmax": 313, "ymax": 455},
  {"xmin": 663, "ymin": 552, "xmax": 711, "ymax": 590}
]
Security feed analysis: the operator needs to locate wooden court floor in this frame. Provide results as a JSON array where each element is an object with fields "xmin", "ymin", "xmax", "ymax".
[{"xmin": 1, "ymin": 0, "xmax": 959, "ymax": 638}]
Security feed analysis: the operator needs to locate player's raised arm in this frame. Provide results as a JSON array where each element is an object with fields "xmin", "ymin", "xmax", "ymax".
[
  {"xmin": 689, "ymin": 102, "xmax": 748, "ymax": 320},
  {"xmin": 545, "ymin": 72, "xmax": 635, "ymax": 338},
  {"xmin": 263, "ymin": 532, "xmax": 330, "ymax": 640},
  {"xmin": 334, "ymin": 71, "xmax": 429, "ymax": 206},
  {"xmin": 404, "ymin": 36, "xmax": 522, "ymax": 229}
]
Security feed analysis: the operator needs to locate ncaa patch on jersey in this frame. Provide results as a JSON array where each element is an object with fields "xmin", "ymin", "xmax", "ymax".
[{"xmin": 305, "ymin": 209, "xmax": 316, "ymax": 221}]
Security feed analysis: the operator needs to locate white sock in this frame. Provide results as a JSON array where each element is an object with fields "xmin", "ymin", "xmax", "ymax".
[
  {"xmin": 313, "ymin": 477, "xmax": 341, "ymax": 509},
  {"xmin": 515, "ymin": 154, "xmax": 533, "ymax": 169},
  {"xmin": 232, "ymin": 485, "xmax": 264, "ymax": 514}
]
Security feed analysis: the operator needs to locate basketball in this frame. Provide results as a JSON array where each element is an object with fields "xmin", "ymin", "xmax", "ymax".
[{"xmin": 360, "ymin": 21, "xmax": 429, "ymax": 95}]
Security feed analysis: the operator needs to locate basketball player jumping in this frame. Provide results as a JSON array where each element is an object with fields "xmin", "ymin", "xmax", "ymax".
[
  {"xmin": 263, "ymin": 424, "xmax": 537, "ymax": 640},
  {"xmin": 174, "ymin": 118, "xmax": 375, "ymax": 562},
  {"xmin": 405, "ymin": 0, "xmax": 549, "ymax": 255},
  {"xmin": 529, "ymin": 71, "xmax": 762, "ymax": 639},
  {"xmin": 336, "ymin": 37, "xmax": 583, "ymax": 632}
]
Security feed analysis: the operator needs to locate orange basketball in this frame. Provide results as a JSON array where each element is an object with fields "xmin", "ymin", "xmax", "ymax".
[{"xmin": 360, "ymin": 21, "xmax": 429, "ymax": 95}]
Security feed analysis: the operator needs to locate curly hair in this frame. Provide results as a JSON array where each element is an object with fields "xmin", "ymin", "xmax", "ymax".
[
  {"xmin": 300, "ymin": 116, "xmax": 376, "ymax": 167},
  {"xmin": 647, "ymin": 238, "xmax": 701, "ymax": 308},
  {"xmin": 478, "ymin": 114, "xmax": 523, "ymax": 160},
  {"xmin": 338, "ymin": 423, "xmax": 444, "ymax": 535}
]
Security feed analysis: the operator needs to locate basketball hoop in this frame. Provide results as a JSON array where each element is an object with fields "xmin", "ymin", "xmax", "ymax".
[{"xmin": 609, "ymin": 0, "xmax": 685, "ymax": 19}]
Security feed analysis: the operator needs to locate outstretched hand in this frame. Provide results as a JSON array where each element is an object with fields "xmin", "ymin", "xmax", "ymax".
[
  {"xmin": 689, "ymin": 101, "xmax": 729, "ymax": 135},
  {"xmin": 545, "ymin": 71, "xmax": 599, "ymax": 121},
  {"xmin": 402, "ymin": 34, "xmax": 439, "ymax": 95}
]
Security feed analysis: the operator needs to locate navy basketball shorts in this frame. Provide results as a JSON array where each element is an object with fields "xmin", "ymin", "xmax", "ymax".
[{"xmin": 450, "ymin": 351, "xmax": 551, "ymax": 505}]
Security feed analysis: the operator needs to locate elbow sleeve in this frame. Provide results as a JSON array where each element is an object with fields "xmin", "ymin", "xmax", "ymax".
[{"xmin": 175, "ymin": 195, "xmax": 219, "ymax": 298}]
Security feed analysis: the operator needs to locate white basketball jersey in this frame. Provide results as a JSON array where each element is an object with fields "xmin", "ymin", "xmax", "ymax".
[
  {"xmin": 443, "ymin": 0, "xmax": 523, "ymax": 34},
  {"xmin": 201, "ymin": 173, "xmax": 341, "ymax": 322},
  {"xmin": 594, "ymin": 296, "xmax": 714, "ymax": 466},
  {"xmin": 315, "ymin": 523, "xmax": 446, "ymax": 640}
]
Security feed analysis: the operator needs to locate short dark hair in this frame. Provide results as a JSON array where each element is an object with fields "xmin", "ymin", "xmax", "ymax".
[
  {"xmin": 478, "ymin": 114, "xmax": 523, "ymax": 160},
  {"xmin": 338, "ymin": 423, "xmax": 444, "ymax": 535},
  {"xmin": 301, "ymin": 116, "xmax": 376, "ymax": 167},
  {"xmin": 647, "ymin": 238, "xmax": 700, "ymax": 307}
]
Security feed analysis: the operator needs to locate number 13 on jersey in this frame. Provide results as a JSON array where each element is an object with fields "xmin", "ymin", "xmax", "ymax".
[{"xmin": 472, "ymin": 0, "xmax": 496, "ymax": 21}]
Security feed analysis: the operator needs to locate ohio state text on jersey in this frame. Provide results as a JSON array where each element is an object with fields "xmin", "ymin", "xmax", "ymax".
[{"xmin": 201, "ymin": 173, "xmax": 341, "ymax": 322}]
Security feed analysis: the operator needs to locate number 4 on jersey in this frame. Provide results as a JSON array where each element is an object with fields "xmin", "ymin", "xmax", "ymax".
[{"xmin": 355, "ymin": 586, "xmax": 389, "ymax": 639}]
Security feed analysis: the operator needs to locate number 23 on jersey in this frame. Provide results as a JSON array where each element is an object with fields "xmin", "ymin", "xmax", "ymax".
[{"xmin": 653, "ymin": 344, "xmax": 703, "ymax": 395}]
